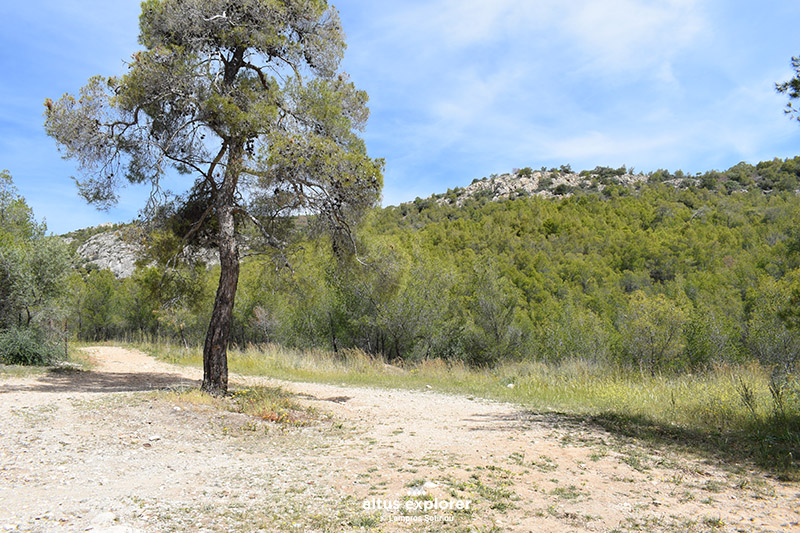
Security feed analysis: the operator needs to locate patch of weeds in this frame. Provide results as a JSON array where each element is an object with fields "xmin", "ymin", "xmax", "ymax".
[
  {"xmin": 530, "ymin": 455, "xmax": 559, "ymax": 472},
  {"xmin": 352, "ymin": 513, "xmax": 382, "ymax": 528},
  {"xmin": 242, "ymin": 420, "xmax": 259, "ymax": 432},
  {"xmin": 407, "ymin": 453, "xmax": 449, "ymax": 468},
  {"xmin": 622, "ymin": 515, "xmax": 667, "ymax": 531},
  {"xmin": 10, "ymin": 403, "xmax": 58, "ymax": 424},
  {"xmin": 747, "ymin": 476, "xmax": 776, "ymax": 499},
  {"xmin": 731, "ymin": 478, "xmax": 749, "ymax": 495},
  {"xmin": 589, "ymin": 449, "xmax": 608, "ymax": 462},
  {"xmin": 475, "ymin": 526, "xmax": 503, "ymax": 533},
  {"xmin": 2, "ymin": 347, "xmax": 89, "ymax": 375},
  {"xmin": 621, "ymin": 450, "xmax": 650, "ymax": 472},
  {"xmin": 508, "ymin": 451, "xmax": 526, "ymax": 465},
  {"xmin": 669, "ymin": 472, "xmax": 684, "ymax": 486},
  {"xmin": 550, "ymin": 485, "xmax": 589, "ymax": 501},
  {"xmin": 0, "ymin": 363, "xmax": 48, "ymax": 378},
  {"xmin": 442, "ymin": 473, "xmax": 517, "ymax": 513},
  {"xmin": 231, "ymin": 387, "xmax": 314, "ymax": 425},
  {"xmin": 550, "ymin": 509, "xmax": 597, "ymax": 528},
  {"xmin": 467, "ymin": 474, "xmax": 517, "ymax": 511},
  {"xmin": 478, "ymin": 464, "xmax": 516, "ymax": 481},
  {"xmin": 158, "ymin": 386, "xmax": 315, "ymax": 428},
  {"xmin": 703, "ymin": 480, "xmax": 724, "ymax": 492}
]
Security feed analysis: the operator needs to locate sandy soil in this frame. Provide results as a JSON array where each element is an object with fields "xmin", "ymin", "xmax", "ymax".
[{"xmin": 1, "ymin": 346, "xmax": 798, "ymax": 532}]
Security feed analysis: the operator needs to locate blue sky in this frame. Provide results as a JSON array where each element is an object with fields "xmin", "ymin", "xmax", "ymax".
[{"xmin": 2, "ymin": 1, "xmax": 800, "ymax": 234}]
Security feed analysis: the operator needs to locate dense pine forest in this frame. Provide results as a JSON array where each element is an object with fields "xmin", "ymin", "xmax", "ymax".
[{"xmin": 30, "ymin": 156, "xmax": 800, "ymax": 378}]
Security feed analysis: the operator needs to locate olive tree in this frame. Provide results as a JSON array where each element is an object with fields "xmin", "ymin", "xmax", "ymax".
[
  {"xmin": 45, "ymin": 0, "xmax": 383, "ymax": 394},
  {"xmin": 0, "ymin": 171, "xmax": 71, "ymax": 331},
  {"xmin": 0, "ymin": 171, "xmax": 71, "ymax": 365}
]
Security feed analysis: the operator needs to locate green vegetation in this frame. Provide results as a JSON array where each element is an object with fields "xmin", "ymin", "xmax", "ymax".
[
  {"xmin": 0, "ymin": 327, "xmax": 63, "ymax": 366},
  {"xmin": 777, "ymin": 55, "xmax": 800, "ymax": 122},
  {"xmin": 74, "ymin": 158, "xmax": 800, "ymax": 376},
  {"xmin": 0, "ymin": 170, "xmax": 70, "ymax": 366}
]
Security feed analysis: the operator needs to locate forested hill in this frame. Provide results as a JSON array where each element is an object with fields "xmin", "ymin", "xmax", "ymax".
[
  {"xmin": 69, "ymin": 157, "xmax": 800, "ymax": 276},
  {"xmin": 65, "ymin": 157, "xmax": 800, "ymax": 374}
]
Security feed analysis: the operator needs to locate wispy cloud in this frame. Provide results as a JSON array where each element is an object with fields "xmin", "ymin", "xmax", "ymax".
[{"xmin": 560, "ymin": 0, "xmax": 708, "ymax": 78}]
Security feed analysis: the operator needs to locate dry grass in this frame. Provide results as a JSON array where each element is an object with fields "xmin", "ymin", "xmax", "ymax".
[
  {"xmin": 141, "ymin": 341, "xmax": 800, "ymax": 477},
  {"xmin": 156, "ymin": 384, "xmax": 315, "ymax": 426}
]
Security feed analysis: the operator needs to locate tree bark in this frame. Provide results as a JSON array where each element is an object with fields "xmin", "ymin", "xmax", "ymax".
[
  {"xmin": 201, "ymin": 142, "xmax": 242, "ymax": 396},
  {"xmin": 201, "ymin": 49, "xmax": 247, "ymax": 396}
]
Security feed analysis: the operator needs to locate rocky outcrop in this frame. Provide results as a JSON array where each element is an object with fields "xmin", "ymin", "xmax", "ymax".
[
  {"xmin": 435, "ymin": 170, "xmax": 653, "ymax": 207},
  {"xmin": 76, "ymin": 231, "xmax": 142, "ymax": 278},
  {"xmin": 73, "ymin": 227, "xmax": 220, "ymax": 279}
]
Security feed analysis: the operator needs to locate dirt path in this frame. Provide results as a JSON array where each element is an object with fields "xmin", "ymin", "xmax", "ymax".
[{"xmin": 1, "ymin": 347, "xmax": 798, "ymax": 532}]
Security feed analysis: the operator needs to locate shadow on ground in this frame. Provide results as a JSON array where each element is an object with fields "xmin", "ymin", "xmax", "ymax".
[
  {"xmin": 466, "ymin": 409, "xmax": 800, "ymax": 480},
  {"xmin": 0, "ymin": 367, "xmax": 199, "ymax": 394},
  {"xmin": 580, "ymin": 410, "xmax": 800, "ymax": 480}
]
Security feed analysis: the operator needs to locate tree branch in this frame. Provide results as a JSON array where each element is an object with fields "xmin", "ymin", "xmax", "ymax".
[
  {"xmin": 233, "ymin": 206, "xmax": 288, "ymax": 251},
  {"xmin": 243, "ymin": 62, "xmax": 269, "ymax": 90}
]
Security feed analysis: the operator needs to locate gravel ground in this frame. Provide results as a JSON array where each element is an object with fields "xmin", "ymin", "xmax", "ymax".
[{"xmin": 1, "ymin": 346, "xmax": 799, "ymax": 532}]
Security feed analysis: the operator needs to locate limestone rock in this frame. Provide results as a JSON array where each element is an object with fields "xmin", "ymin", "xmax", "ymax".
[{"xmin": 76, "ymin": 231, "xmax": 141, "ymax": 278}]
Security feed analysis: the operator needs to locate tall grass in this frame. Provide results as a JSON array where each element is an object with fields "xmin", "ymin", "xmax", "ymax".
[{"xmin": 140, "ymin": 341, "xmax": 800, "ymax": 477}]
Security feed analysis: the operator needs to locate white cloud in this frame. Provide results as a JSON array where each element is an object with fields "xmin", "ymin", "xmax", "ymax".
[
  {"xmin": 376, "ymin": 0, "xmax": 550, "ymax": 49},
  {"xmin": 540, "ymin": 130, "xmax": 677, "ymax": 163},
  {"xmin": 561, "ymin": 0, "xmax": 707, "ymax": 77},
  {"xmin": 365, "ymin": 0, "xmax": 707, "ymax": 74},
  {"xmin": 429, "ymin": 67, "xmax": 525, "ymax": 131}
]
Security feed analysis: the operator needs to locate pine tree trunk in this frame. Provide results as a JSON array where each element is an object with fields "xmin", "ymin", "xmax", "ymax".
[
  {"xmin": 202, "ymin": 245, "xmax": 237, "ymax": 395},
  {"xmin": 201, "ymin": 143, "xmax": 242, "ymax": 396}
]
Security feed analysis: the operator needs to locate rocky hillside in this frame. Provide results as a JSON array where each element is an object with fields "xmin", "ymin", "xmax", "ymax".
[
  {"xmin": 72, "ymin": 227, "xmax": 141, "ymax": 278},
  {"xmin": 64, "ymin": 223, "xmax": 218, "ymax": 278},
  {"xmin": 427, "ymin": 158, "xmax": 800, "ymax": 208},
  {"xmin": 431, "ymin": 166, "xmax": 697, "ymax": 207}
]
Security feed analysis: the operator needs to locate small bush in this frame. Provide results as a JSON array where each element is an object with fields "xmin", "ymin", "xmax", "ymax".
[
  {"xmin": 553, "ymin": 183, "xmax": 573, "ymax": 195},
  {"xmin": 0, "ymin": 327, "xmax": 62, "ymax": 366}
]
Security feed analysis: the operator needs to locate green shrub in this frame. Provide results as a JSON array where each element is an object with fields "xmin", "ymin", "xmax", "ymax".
[
  {"xmin": 0, "ymin": 327, "xmax": 62, "ymax": 366},
  {"xmin": 553, "ymin": 183, "xmax": 573, "ymax": 195}
]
